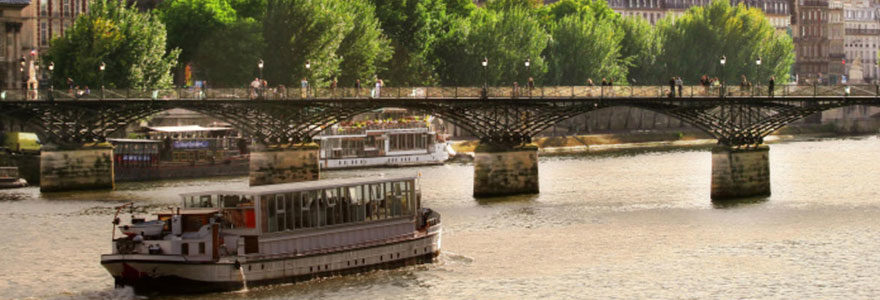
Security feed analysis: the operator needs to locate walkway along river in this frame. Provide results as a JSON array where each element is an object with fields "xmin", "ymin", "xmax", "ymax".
[{"xmin": 0, "ymin": 136, "xmax": 879, "ymax": 299}]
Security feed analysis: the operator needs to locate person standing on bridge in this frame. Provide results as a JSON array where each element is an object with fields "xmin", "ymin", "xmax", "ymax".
[
  {"xmin": 355, "ymin": 79, "xmax": 362, "ymax": 98},
  {"xmin": 668, "ymin": 77, "xmax": 676, "ymax": 98},
  {"xmin": 768, "ymin": 76, "xmax": 775, "ymax": 98},
  {"xmin": 675, "ymin": 76, "xmax": 683, "ymax": 97},
  {"xmin": 250, "ymin": 78, "xmax": 261, "ymax": 100},
  {"xmin": 301, "ymin": 77, "xmax": 309, "ymax": 99},
  {"xmin": 528, "ymin": 77, "xmax": 535, "ymax": 97}
]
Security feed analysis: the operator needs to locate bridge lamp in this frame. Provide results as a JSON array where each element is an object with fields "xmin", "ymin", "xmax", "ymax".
[
  {"xmin": 99, "ymin": 61, "xmax": 106, "ymax": 100},
  {"xmin": 305, "ymin": 60, "xmax": 311, "ymax": 98},
  {"xmin": 755, "ymin": 57, "xmax": 762, "ymax": 89},
  {"xmin": 48, "ymin": 62, "xmax": 55, "ymax": 101},
  {"xmin": 720, "ymin": 55, "xmax": 726, "ymax": 98},
  {"xmin": 258, "ymin": 59, "xmax": 264, "ymax": 80},
  {"xmin": 481, "ymin": 57, "xmax": 488, "ymax": 93}
]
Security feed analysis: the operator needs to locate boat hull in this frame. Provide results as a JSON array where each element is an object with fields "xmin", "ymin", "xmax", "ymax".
[
  {"xmin": 102, "ymin": 228, "xmax": 440, "ymax": 294},
  {"xmin": 0, "ymin": 178, "xmax": 27, "ymax": 189}
]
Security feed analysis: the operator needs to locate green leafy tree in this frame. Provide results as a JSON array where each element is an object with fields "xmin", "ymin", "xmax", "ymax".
[
  {"xmin": 263, "ymin": 0, "xmax": 391, "ymax": 87},
  {"xmin": 155, "ymin": 0, "xmax": 237, "ymax": 67},
  {"xmin": 46, "ymin": 0, "xmax": 179, "ymax": 89},
  {"xmin": 336, "ymin": 0, "xmax": 392, "ymax": 85},
  {"xmin": 656, "ymin": 0, "xmax": 794, "ymax": 84},
  {"xmin": 618, "ymin": 16, "xmax": 662, "ymax": 84},
  {"xmin": 194, "ymin": 18, "xmax": 263, "ymax": 87},
  {"xmin": 546, "ymin": 9, "xmax": 625, "ymax": 85},
  {"xmin": 432, "ymin": 8, "xmax": 549, "ymax": 86},
  {"xmin": 485, "ymin": 0, "xmax": 542, "ymax": 11},
  {"xmin": 370, "ymin": 0, "xmax": 456, "ymax": 86}
]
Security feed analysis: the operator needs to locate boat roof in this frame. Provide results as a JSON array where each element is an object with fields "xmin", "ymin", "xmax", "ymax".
[
  {"xmin": 179, "ymin": 174, "xmax": 419, "ymax": 197},
  {"xmin": 107, "ymin": 138, "xmax": 162, "ymax": 143},
  {"xmin": 146, "ymin": 125, "xmax": 232, "ymax": 133},
  {"xmin": 157, "ymin": 208, "xmax": 220, "ymax": 215}
]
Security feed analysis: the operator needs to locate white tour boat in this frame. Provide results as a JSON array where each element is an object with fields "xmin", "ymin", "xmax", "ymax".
[
  {"xmin": 314, "ymin": 119, "xmax": 450, "ymax": 170},
  {"xmin": 101, "ymin": 174, "xmax": 441, "ymax": 294}
]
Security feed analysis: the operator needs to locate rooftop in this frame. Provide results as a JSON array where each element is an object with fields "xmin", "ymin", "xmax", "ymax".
[{"xmin": 179, "ymin": 174, "xmax": 420, "ymax": 197}]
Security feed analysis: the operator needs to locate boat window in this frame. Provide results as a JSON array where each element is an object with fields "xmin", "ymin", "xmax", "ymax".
[
  {"xmin": 266, "ymin": 195, "xmax": 276, "ymax": 233},
  {"xmin": 200, "ymin": 195, "xmax": 213, "ymax": 208},
  {"xmin": 181, "ymin": 243, "xmax": 189, "ymax": 255},
  {"xmin": 275, "ymin": 194, "xmax": 286, "ymax": 232},
  {"xmin": 304, "ymin": 191, "xmax": 318, "ymax": 228},
  {"xmin": 286, "ymin": 193, "xmax": 297, "ymax": 231}
]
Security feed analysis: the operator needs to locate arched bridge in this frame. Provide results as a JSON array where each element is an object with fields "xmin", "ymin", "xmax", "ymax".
[{"xmin": 2, "ymin": 85, "xmax": 878, "ymax": 198}]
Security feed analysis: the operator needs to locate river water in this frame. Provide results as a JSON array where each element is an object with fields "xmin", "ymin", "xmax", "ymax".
[{"xmin": 1, "ymin": 136, "xmax": 879, "ymax": 299}]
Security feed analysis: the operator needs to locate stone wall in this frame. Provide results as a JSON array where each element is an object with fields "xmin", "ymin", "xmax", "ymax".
[
  {"xmin": 249, "ymin": 145, "xmax": 319, "ymax": 186},
  {"xmin": 473, "ymin": 145, "xmax": 539, "ymax": 197},
  {"xmin": 711, "ymin": 145, "xmax": 771, "ymax": 199},
  {"xmin": 0, "ymin": 153, "xmax": 40, "ymax": 184},
  {"xmin": 40, "ymin": 145, "xmax": 115, "ymax": 192},
  {"xmin": 115, "ymin": 159, "xmax": 249, "ymax": 182}
]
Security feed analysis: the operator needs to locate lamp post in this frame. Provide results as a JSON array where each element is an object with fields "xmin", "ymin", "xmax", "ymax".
[
  {"xmin": 48, "ymin": 62, "xmax": 54, "ymax": 101},
  {"xmin": 258, "ymin": 59, "xmax": 264, "ymax": 80},
  {"xmin": 720, "ymin": 55, "xmax": 726, "ymax": 98},
  {"xmin": 481, "ymin": 57, "xmax": 488, "ymax": 98},
  {"xmin": 99, "ymin": 61, "xmax": 105, "ymax": 100},
  {"xmin": 19, "ymin": 57, "xmax": 26, "ymax": 100},
  {"xmin": 525, "ymin": 58, "xmax": 531, "ymax": 98},
  {"xmin": 305, "ymin": 60, "xmax": 311, "ymax": 98},
  {"xmin": 754, "ymin": 57, "xmax": 762, "ymax": 96}
]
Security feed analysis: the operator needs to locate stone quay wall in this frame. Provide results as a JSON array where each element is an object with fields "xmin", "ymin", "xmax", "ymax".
[
  {"xmin": 711, "ymin": 145, "xmax": 771, "ymax": 199},
  {"xmin": 473, "ymin": 145, "xmax": 539, "ymax": 197},
  {"xmin": 249, "ymin": 144, "xmax": 320, "ymax": 186}
]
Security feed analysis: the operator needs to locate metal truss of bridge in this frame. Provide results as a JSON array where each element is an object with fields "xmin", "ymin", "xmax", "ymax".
[{"xmin": 1, "ymin": 85, "xmax": 878, "ymax": 198}]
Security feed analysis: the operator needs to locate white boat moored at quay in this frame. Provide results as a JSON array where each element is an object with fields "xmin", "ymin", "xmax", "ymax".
[{"xmin": 101, "ymin": 174, "xmax": 441, "ymax": 294}]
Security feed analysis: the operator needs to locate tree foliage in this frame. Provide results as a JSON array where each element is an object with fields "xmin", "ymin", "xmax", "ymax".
[
  {"xmin": 656, "ymin": 0, "xmax": 793, "ymax": 84},
  {"xmin": 370, "ymin": 0, "xmax": 447, "ymax": 85},
  {"xmin": 263, "ymin": 0, "xmax": 391, "ymax": 87},
  {"xmin": 46, "ymin": 0, "xmax": 179, "ymax": 89},
  {"xmin": 546, "ymin": 9, "xmax": 625, "ymax": 85},
  {"xmin": 618, "ymin": 16, "xmax": 662, "ymax": 84},
  {"xmin": 433, "ymin": 8, "xmax": 549, "ymax": 86},
  {"xmin": 155, "ymin": 0, "xmax": 236, "ymax": 65}
]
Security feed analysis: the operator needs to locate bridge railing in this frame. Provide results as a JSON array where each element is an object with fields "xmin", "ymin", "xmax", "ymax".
[{"xmin": 1, "ymin": 85, "xmax": 877, "ymax": 101}]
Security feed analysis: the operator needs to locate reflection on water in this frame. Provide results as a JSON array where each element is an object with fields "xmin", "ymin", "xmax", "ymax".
[{"xmin": 1, "ymin": 136, "xmax": 880, "ymax": 299}]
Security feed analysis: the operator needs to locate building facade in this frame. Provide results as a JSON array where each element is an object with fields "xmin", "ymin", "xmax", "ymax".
[
  {"xmin": 0, "ymin": 0, "xmax": 28, "ymax": 90},
  {"xmin": 608, "ymin": 0, "xmax": 792, "ymax": 30},
  {"xmin": 840, "ymin": 0, "xmax": 880, "ymax": 83}
]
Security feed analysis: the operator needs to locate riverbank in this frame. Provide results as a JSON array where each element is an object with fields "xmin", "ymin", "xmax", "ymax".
[{"xmin": 449, "ymin": 120, "xmax": 880, "ymax": 157}]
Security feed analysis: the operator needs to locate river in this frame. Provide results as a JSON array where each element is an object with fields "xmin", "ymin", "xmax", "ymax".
[{"xmin": 1, "ymin": 136, "xmax": 879, "ymax": 299}]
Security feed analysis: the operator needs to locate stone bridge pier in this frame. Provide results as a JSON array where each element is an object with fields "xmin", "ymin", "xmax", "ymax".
[
  {"xmin": 710, "ymin": 145, "xmax": 771, "ymax": 199},
  {"xmin": 40, "ymin": 143, "xmax": 115, "ymax": 192},
  {"xmin": 472, "ymin": 143, "xmax": 540, "ymax": 197}
]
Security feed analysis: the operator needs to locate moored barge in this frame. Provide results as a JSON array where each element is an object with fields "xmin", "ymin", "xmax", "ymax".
[{"xmin": 101, "ymin": 174, "xmax": 441, "ymax": 294}]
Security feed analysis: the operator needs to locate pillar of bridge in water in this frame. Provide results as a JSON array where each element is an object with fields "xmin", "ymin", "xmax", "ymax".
[
  {"xmin": 40, "ymin": 143, "xmax": 115, "ymax": 192},
  {"xmin": 249, "ymin": 143, "xmax": 320, "ymax": 186},
  {"xmin": 711, "ymin": 144, "xmax": 771, "ymax": 199},
  {"xmin": 473, "ymin": 143, "xmax": 539, "ymax": 197}
]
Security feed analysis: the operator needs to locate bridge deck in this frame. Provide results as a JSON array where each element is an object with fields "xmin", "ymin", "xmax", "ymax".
[{"xmin": 1, "ymin": 85, "xmax": 878, "ymax": 101}]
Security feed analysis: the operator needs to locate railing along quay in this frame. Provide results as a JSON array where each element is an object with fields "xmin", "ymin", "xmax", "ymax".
[{"xmin": 2, "ymin": 85, "xmax": 879, "ymax": 101}]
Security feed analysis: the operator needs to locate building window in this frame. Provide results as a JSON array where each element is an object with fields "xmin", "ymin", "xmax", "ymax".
[
  {"xmin": 40, "ymin": 0, "xmax": 48, "ymax": 16},
  {"xmin": 64, "ymin": 0, "xmax": 71, "ymax": 17},
  {"xmin": 75, "ymin": 0, "xmax": 81, "ymax": 15},
  {"xmin": 40, "ymin": 22, "xmax": 48, "ymax": 46}
]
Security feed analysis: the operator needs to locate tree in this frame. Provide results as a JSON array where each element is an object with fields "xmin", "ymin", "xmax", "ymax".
[
  {"xmin": 655, "ymin": 0, "xmax": 794, "ymax": 84},
  {"xmin": 194, "ymin": 18, "xmax": 263, "ymax": 87},
  {"xmin": 155, "ymin": 0, "xmax": 237, "ymax": 68},
  {"xmin": 545, "ymin": 10, "xmax": 625, "ymax": 85},
  {"xmin": 485, "ymin": 0, "xmax": 542, "ymax": 11},
  {"xmin": 262, "ymin": 0, "xmax": 391, "ymax": 86},
  {"xmin": 335, "ymin": 0, "xmax": 392, "ymax": 85},
  {"xmin": 45, "ymin": 0, "xmax": 179, "ymax": 89},
  {"xmin": 432, "ymin": 8, "xmax": 549, "ymax": 86},
  {"xmin": 370, "ymin": 0, "xmax": 449, "ymax": 86},
  {"xmin": 618, "ymin": 16, "xmax": 662, "ymax": 84}
]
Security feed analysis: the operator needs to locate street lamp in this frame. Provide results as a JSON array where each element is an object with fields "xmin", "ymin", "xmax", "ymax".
[
  {"xmin": 20, "ymin": 57, "xmax": 26, "ymax": 100},
  {"xmin": 755, "ymin": 57, "xmax": 762, "ymax": 92},
  {"xmin": 305, "ymin": 60, "xmax": 311, "ymax": 98},
  {"xmin": 719, "ymin": 55, "xmax": 726, "ymax": 98},
  {"xmin": 99, "ymin": 61, "xmax": 105, "ymax": 100},
  {"xmin": 257, "ymin": 59, "xmax": 264, "ymax": 80},
  {"xmin": 48, "ymin": 62, "xmax": 54, "ymax": 101},
  {"xmin": 481, "ymin": 57, "xmax": 488, "ymax": 98},
  {"xmin": 525, "ymin": 58, "xmax": 531, "ymax": 97}
]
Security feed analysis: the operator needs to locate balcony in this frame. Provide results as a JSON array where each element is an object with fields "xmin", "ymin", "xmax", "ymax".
[{"xmin": 845, "ymin": 28, "xmax": 880, "ymax": 35}]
